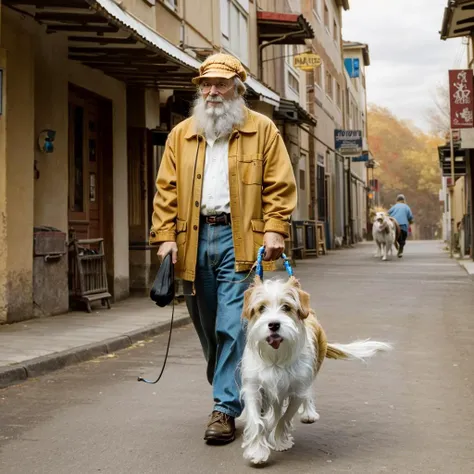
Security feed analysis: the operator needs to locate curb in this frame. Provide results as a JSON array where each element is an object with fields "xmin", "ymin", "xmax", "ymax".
[
  {"xmin": 457, "ymin": 260, "xmax": 474, "ymax": 281},
  {"xmin": 0, "ymin": 313, "xmax": 192, "ymax": 389}
]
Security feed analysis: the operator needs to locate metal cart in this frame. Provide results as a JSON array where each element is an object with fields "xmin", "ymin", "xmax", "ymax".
[{"xmin": 69, "ymin": 238, "xmax": 112, "ymax": 313}]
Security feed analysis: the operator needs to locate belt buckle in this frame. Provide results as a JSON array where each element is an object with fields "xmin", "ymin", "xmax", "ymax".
[{"xmin": 207, "ymin": 215, "xmax": 217, "ymax": 225}]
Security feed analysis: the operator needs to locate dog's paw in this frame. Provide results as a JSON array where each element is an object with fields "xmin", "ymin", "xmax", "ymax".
[
  {"xmin": 300, "ymin": 411, "xmax": 320, "ymax": 424},
  {"xmin": 273, "ymin": 434, "xmax": 294, "ymax": 452},
  {"xmin": 243, "ymin": 444, "xmax": 271, "ymax": 465}
]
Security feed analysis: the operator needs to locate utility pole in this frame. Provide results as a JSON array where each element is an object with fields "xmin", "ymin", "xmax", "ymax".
[
  {"xmin": 347, "ymin": 156, "xmax": 353, "ymax": 245},
  {"xmin": 449, "ymin": 128, "xmax": 455, "ymax": 258}
]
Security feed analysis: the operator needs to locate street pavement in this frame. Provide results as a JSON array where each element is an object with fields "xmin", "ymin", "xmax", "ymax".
[{"xmin": 1, "ymin": 241, "xmax": 474, "ymax": 474}]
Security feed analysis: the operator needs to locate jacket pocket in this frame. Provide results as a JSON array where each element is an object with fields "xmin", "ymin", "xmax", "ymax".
[
  {"xmin": 238, "ymin": 154, "xmax": 263, "ymax": 185},
  {"xmin": 251, "ymin": 219, "xmax": 265, "ymax": 252}
]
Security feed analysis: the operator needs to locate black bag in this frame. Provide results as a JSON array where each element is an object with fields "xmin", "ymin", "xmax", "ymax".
[{"xmin": 150, "ymin": 254, "xmax": 175, "ymax": 307}]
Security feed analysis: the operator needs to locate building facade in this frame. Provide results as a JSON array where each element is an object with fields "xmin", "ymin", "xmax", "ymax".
[
  {"xmin": 0, "ymin": 0, "xmax": 372, "ymax": 323},
  {"xmin": 0, "ymin": 0, "xmax": 283, "ymax": 323},
  {"xmin": 440, "ymin": 0, "xmax": 474, "ymax": 259},
  {"xmin": 343, "ymin": 41, "xmax": 370, "ymax": 241}
]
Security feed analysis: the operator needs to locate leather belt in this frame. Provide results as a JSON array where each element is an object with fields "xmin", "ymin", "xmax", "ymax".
[{"xmin": 201, "ymin": 213, "xmax": 231, "ymax": 225}]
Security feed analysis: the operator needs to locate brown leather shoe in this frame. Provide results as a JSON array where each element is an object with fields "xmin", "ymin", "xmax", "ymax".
[{"xmin": 204, "ymin": 411, "xmax": 236, "ymax": 444}]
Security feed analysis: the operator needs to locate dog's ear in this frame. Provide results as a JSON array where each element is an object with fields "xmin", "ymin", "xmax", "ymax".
[
  {"xmin": 288, "ymin": 276, "xmax": 301, "ymax": 288},
  {"xmin": 242, "ymin": 287, "xmax": 254, "ymax": 320},
  {"xmin": 297, "ymin": 289, "xmax": 311, "ymax": 320}
]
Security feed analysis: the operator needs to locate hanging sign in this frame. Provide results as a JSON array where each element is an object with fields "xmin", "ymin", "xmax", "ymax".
[
  {"xmin": 293, "ymin": 53, "xmax": 321, "ymax": 71},
  {"xmin": 449, "ymin": 69, "xmax": 474, "ymax": 129}
]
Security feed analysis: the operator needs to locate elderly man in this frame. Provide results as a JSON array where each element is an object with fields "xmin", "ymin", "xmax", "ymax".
[
  {"xmin": 388, "ymin": 194, "xmax": 414, "ymax": 257},
  {"xmin": 150, "ymin": 53, "xmax": 296, "ymax": 444}
]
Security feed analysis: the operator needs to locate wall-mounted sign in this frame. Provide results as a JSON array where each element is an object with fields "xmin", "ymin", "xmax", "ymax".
[
  {"xmin": 293, "ymin": 53, "xmax": 321, "ymax": 71},
  {"xmin": 335, "ymin": 129, "xmax": 363, "ymax": 156},
  {"xmin": 449, "ymin": 69, "xmax": 474, "ymax": 129},
  {"xmin": 344, "ymin": 58, "xmax": 360, "ymax": 78},
  {"xmin": 352, "ymin": 153, "xmax": 369, "ymax": 162}
]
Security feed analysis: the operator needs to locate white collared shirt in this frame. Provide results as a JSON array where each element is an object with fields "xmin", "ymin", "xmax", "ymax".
[{"xmin": 201, "ymin": 137, "xmax": 231, "ymax": 216}]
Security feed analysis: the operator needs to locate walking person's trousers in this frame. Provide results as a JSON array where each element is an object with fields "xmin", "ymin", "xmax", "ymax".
[{"xmin": 184, "ymin": 222, "xmax": 251, "ymax": 418}]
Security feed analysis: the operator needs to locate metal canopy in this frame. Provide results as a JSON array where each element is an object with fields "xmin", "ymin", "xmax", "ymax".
[
  {"xmin": 274, "ymin": 98, "xmax": 317, "ymax": 127},
  {"xmin": 438, "ymin": 145, "xmax": 467, "ymax": 176},
  {"xmin": 256, "ymin": 11, "xmax": 314, "ymax": 45},
  {"xmin": 441, "ymin": 0, "xmax": 474, "ymax": 40},
  {"xmin": 4, "ymin": 0, "xmax": 200, "ymax": 89},
  {"xmin": 5, "ymin": 0, "xmax": 282, "ymax": 103}
]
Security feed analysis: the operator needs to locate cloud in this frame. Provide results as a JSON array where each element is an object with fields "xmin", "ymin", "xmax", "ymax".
[{"xmin": 343, "ymin": 0, "xmax": 465, "ymax": 130}]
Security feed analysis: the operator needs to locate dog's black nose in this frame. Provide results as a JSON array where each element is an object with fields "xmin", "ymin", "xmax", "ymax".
[{"xmin": 268, "ymin": 322, "xmax": 280, "ymax": 332}]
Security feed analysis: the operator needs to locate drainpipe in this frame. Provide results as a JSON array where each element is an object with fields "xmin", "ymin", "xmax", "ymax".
[{"xmin": 339, "ymin": 7, "xmax": 351, "ymax": 245}]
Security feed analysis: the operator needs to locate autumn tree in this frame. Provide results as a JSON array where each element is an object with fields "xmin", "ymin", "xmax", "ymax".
[
  {"xmin": 368, "ymin": 106, "xmax": 442, "ymax": 239},
  {"xmin": 426, "ymin": 83, "xmax": 450, "ymax": 138}
]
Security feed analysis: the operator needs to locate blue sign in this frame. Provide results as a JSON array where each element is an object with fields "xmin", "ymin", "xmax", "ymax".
[
  {"xmin": 352, "ymin": 153, "xmax": 369, "ymax": 162},
  {"xmin": 344, "ymin": 58, "xmax": 360, "ymax": 78},
  {"xmin": 335, "ymin": 129, "xmax": 363, "ymax": 156}
]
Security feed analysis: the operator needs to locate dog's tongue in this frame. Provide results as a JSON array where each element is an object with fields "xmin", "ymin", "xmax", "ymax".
[{"xmin": 266, "ymin": 335, "xmax": 283, "ymax": 350}]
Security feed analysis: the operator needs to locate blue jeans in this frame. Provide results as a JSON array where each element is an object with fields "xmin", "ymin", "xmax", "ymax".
[{"xmin": 184, "ymin": 222, "xmax": 251, "ymax": 418}]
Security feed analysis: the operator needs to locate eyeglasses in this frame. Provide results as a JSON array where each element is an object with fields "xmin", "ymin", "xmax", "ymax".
[{"xmin": 200, "ymin": 81, "xmax": 234, "ymax": 94}]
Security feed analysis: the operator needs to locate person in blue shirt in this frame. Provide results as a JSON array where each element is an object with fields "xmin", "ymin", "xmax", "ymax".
[{"xmin": 388, "ymin": 194, "xmax": 414, "ymax": 258}]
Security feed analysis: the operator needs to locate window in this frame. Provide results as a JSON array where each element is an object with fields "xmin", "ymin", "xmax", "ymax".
[
  {"xmin": 288, "ymin": 71, "xmax": 299, "ymax": 93},
  {"xmin": 220, "ymin": 0, "xmax": 229, "ymax": 38},
  {"xmin": 163, "ymin": 0, "xmax": 177, "ymax": 11},
  {"xmin": 333, "ymin": 20, "xmax": 338, "ymax": 42},
  {"xmin": 299, "ymin": 169, "xmax": 305, "ymax": 191},
  {"xmin": 315, "ymin": 63, "xmax": 322, "ymax": 88},
  {"xmin": 325, "ymin": 71, "xmax": 333, "ymax": 99},
  {"xmin": 324, "ymin": 2, "xmax": 329, "ymax": 30},
  {"xmin": 221, "ymin": 0, "xmax": 249, "ymax": 64},
  {"xmin": 336, "ymin": 82, "xmax": 341, "ymax": 108},
  {"xmin": 286, "ymin": 45, "xmax": 299, "ymax": 67}
]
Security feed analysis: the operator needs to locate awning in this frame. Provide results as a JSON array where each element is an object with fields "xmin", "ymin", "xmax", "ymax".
[
  {"xmin": 4, "ymin": 0, "xmax": 281, "ymax": 102},
  {"xmin": 438, "ymin": 144, "xmax": 467, "ymax": 177},
  {"xmin": 4, "ymin": 0, "xmax": 198, "ymax": 89},
  {"xmin": 246, "ymin": 76, "xmax": 280, "ymax": 106},
  {"xmin": 274, "ymin": 98, "xmax": 317, "ymax": 126},
  {"xmin": 257, "ymin": 11, "xmax": 314, "ymax": 45},
  {"xmin": 441, "ymin": 0, "xmax": 474, "ymax": 39}
]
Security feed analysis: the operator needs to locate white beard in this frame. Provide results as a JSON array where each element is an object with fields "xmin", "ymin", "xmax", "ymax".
[{"xmin": 192, "ymin": 93, "xmax": 246, "ymax": 140}]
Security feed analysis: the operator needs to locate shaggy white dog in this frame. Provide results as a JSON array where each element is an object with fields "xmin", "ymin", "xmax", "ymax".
[
  {"xmin": 240, "ymin": 277, "xmax": 391, "ymax": 465},
  {"xmin": 372, "ymin": 211, "xmax": 397, "ymax": 261}
]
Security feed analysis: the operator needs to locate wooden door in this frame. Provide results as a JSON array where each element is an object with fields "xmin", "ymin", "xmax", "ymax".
[{"xmin": 68, "ymin": 89, "xmax": 103, "ymax": 241}]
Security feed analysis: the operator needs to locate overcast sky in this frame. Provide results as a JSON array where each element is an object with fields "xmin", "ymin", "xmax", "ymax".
[{"xmin": 342, "ymin": 0, "xmax": 466, "ymax": 132}]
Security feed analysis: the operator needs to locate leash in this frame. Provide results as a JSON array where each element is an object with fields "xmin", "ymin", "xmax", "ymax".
[
  {"xmin": 255, "ymin": 246, "xmax": 294, "ymax": 280},
  {"xmin": 137, "ymin": 297, "xmax": 175, "ymax": 385},
  {"xmin": 137, "ymin": 247, "xmax": 293, "ymax": 385}
]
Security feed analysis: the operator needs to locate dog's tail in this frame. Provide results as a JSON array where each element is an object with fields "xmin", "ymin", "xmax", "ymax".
[{"xmin": 326, "ymin": 339, "xmax": 392, "ymax": 362}]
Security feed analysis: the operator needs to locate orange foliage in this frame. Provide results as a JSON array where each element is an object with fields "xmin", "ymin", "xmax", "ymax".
[{"xmin": 368, "ymin": 106, "xmax": 443, "ymax": 238}]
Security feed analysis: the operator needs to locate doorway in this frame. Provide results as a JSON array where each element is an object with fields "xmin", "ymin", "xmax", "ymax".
[{"xmin": 68, "ymin": 85, "xmax": 114, "ymax": 293}]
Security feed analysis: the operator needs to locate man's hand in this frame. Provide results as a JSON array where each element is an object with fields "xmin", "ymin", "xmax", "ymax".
[
  {"xmin": 263, "ymin": 232, "xmax": 285, "ymax": 261},
  {"xmin": 158, "ymin": 241, "xmax": 178, "ymax": 264}
]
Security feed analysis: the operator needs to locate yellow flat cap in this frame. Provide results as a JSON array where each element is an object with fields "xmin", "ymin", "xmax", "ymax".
[{"xmin": 192, "ymin": 53, "xmax": 247, "ymax": 85}]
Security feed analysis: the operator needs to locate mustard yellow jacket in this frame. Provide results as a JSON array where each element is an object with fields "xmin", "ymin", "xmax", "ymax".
[{"xmin": 150, "ymin": 108, "xmax": 297, "ymax": 281}]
